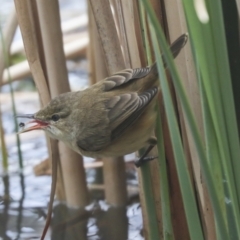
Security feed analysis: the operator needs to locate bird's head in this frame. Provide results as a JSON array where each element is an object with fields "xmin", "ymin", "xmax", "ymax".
[{"xmin": 17, "ymin": 92, "xmax": 77, "ymax": 142}]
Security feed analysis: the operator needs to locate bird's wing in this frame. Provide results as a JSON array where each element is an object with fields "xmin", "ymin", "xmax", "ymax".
[
  {"xmin": 109, "ymin": 87, "xmax": 158, "ymax": 141},
  {"xmin": 76, "ymin": 87, "xmax": 158, "ymax": 152},
  {"xmin": 102, "ymin": 33, "xmax": 188, "ymax": 92},
  {"xmin": 103, "ymin": 67, "xmax": 151, "ymax": 91}
]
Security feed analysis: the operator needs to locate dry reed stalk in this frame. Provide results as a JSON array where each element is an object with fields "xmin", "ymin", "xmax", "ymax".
[
  {"xmin": 115, "ymin": 1, "xmax": 163, "ymax": 238},
  {"xmin": 132, "ymin": 1, "xmax": 147, "ymax": 67},
  {"xmin": 36, "ymin": 0, "xmax": 71, "ymax": 94},
  {"xmin": 58, "ymin": 142, "xmax": 89, "ymax": 206},
  {"xmin": 163, "ymin": 0, "xmax": 216, "ymax": 238},
  {"xmin": 87, "ymin": 5, "xmax": 97, "ymax": 85},
  {"xmin": 49, "ymin": 138, "xmax": 66, "ymax": 201},
  {"xmin": 89, "ymin": 0, "xmax": 125, "ymax": 73},
  {"xmin": 89, "ymin": 0, "xmax": 127, "ymax": 206},
  {"xmin": 149, "ymin": 0, "xmax": 163, "ymax": 25},
  {"xmin": 116, "ymin": 1, "xmax": 165, "ymax": 238},
  {"xmin": 13, "ymin": 0, "xmax": 50, "ymax": 104},
  {"xmin": 36, "ymin": 0, "xmax": 89, "ymax": 207},
  {"xmin": 110, "ymin": 0, "xmax": 131, "ymax": 67},
  {"xmin": 129, "ymin": 5, "xmax": 150, "ymax": 234},
  {"xmin": 91, "ymin": 8, "xmax": 108, "ymax": 84},
  {"xmin": 30, "ymin": 0, "xmax": 67, "ymax": 204},
  {"xmin": 90, "ymin": 6, "xmax": 128, "ymax": 207},
  {"xmin": 119, "ymin": 0, "xmax": 142, "ymax": 67},
  {"xmin": 14, "ymin": 1, "xmax": 61, "ymax": 239}
]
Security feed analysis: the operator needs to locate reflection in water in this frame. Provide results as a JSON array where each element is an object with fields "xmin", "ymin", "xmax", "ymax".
[
  {"xmin": 0, "ymin": 172, "xmax": 143, "ymax": 240},
  {"xmin": 0, "ymin": 173, "xmax": 49, "ymax": 239},
  {"xmin": 96, "ymin": 207, "xmax": 128, "ymax": 240},
  {"xmin": 16, "ymin": 173, "xmax": 25, "ymax": 240},
  {"xmin": 52, "ymin": 204, "xmax": 128, "ymax": 240},
  {"xmin": 52, "ymin": 204, "xmax": 89, "ymax": 240},
  {"xmin": 0, "ymin": 174, "xmax": 11, "ymax": 240}
]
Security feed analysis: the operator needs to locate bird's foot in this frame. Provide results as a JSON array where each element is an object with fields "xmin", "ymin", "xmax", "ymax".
[{"xmin": 134, "ymin": 156, "xmax": 158, "ymax": 167}]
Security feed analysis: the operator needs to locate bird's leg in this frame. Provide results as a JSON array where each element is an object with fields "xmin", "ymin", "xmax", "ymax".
[{"xmin": 135, "ymin": 137, "xmax": 158, "ymax": 167}]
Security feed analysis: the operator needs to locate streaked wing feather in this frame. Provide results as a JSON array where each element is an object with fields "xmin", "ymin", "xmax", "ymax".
[
  {"xmin": 77, "ymin": 87, "xmax": 158, "ymax": 152},
  {"xmin": 110, "ymin": 87, "xmax": 158, "ymax": 141},
  {"xmin": 104, "ymin": 67, "xmax": 151, "ymax": 91},
  {"xmin": 131, "ymin": 67, "xmax": 151, "ymax": 79},
  {"xmin": 106, "ymin": 93, "xmax": 139, "ymax": 130},
  {"xmin": 103, "ymin": 34, "xmax": 188, "ymax": 92}
]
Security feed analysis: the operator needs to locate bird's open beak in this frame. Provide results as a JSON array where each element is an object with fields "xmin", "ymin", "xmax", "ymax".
[{"xmin": 16, "ymin": 114, "xmax": 49, "ymax": 133}]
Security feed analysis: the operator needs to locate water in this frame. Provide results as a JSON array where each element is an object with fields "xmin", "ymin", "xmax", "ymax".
[
  {"xmin": 0, "ymin": 1, "xmax": 144, "ymax": 239},
  {"xmin": 0, "ymin": 78, "xmax": 143, "ymax": 240}
]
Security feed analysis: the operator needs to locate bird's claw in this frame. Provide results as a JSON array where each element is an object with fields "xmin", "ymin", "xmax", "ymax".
[{"xmin": 134, "ymin": 156, "xmax": 158, "ymax": 167}]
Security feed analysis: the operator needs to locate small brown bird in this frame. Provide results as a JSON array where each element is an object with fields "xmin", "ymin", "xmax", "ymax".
[{"xmin": 17, "ymin": 34, "xmax": 187, "ymax": 166}]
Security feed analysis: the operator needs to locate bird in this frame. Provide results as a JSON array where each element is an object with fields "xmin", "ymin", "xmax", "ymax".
[{"xmin": 17, "ymin": 33, "xmax": 188, "ymax": 167}]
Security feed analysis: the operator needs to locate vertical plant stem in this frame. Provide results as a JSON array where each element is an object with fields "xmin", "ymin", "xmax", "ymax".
[
  {"xmin": 14, "ymin": 1, "xmax": 61, "ymax": 239},
  {"xmin": 89, "ymin": 0, "xmax": 127, "ymax": 206},
  {"xmin": 89, "ymin": 0, "xmax": 125, "ymax": 74},
  {"xmin": 142, "ymin": 0, "xmax": 229, "ymax": 238},
  {"xmin": 139, "ymin": 162, "xmax": 161, "ymax": 240},
  {"xmin": 36, "ymin": 0, "xmax": 89, "ymax": 208},
  {"xmin": 0, "ymin": 10, "xmax": 18, "ymax": 85},
  {"xmin": 0, "ymin": 10, "xmax": 18, "ymax": 171},
  {"xmin": 0, "ymin": 111, "xmax": 7, "ymax": 171},
  {"xmin": 155, "ymin": 107, "xmax": 174, "ymax": 240},
  {"xmin": 136, "ymin": 2, "xmax": 164, "ymax": 239},
  {"xmin": 139, "ymin": 2, "xmax": 152, "ymax": 65},
  {"xmin": 0, "ymin": 22, "xmax": 23, "ymax": 169},
  {"xmin": 150, "ymin": 24, "xmax": 204, "ymax": 240}
]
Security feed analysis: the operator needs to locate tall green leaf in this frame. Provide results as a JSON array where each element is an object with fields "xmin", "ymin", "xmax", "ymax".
[
  {"xmin": 141, "ymin": 0, "xmax": 230, "ymax": 239},
  {"xmin": 182, "ymin": 0, "xmax": 240, "ymax": 238}
]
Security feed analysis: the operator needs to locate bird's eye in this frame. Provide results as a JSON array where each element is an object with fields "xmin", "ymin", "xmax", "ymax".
[{"xmin": 51, "ymin": 114, "xmax": 60, "ymax": 122}]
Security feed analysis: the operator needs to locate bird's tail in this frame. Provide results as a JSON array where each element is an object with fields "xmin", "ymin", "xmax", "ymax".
[
  {"xmin": 130, "ymin": 33, "xmax": 188, "ymax": 92},
  {"xmin": 151, "ymin": 33, "xmax": 188, "ymax": 74}
]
